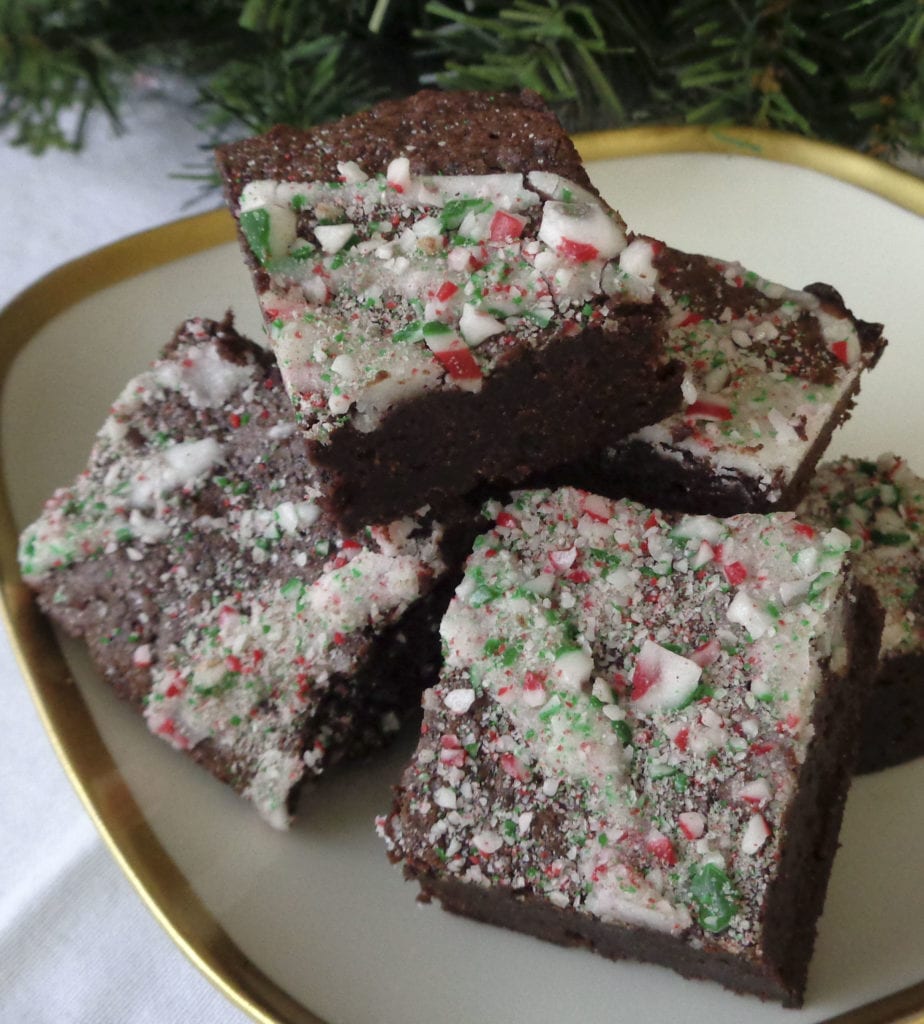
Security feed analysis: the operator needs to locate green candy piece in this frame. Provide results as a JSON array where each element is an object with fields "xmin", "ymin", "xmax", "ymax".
[
  {"xmin": 440, "ymin": 197, "xmax": 492, "ymax": 231},
  {"xmin": 469, "ymin": 581, "xmax": 505, "ymax": 608},
  {"xmin": 870, "ymin": 529, "xmax": 912, "ymax": 546},
  {"xmin": 467, "ymin": 566, "xmax": 507, "ymax": 608},
  {"xmin": 422, "ymin": 320, "xmax": 452, "ymax": 339},
  {"xmin": 239, "ymin": 208, "xmax": 272, "ymax": 266},
  {"xmin": 680, "ymin": 683, "xmax": 715, "ymax": 709},
  {"xmin": 610, "ymin": 718, "xmax": 632, "ymax": 746},
  {"xmin": 393, "ymin": 320, "xmax": 424, "ymax": 344},
  {"xmin": 265, "ymin": 243, "xmax": 316, "ymax": 277},
  {"xmin": 807, "ymin": 571, "xmax": 836, "ymax": 601},
  {"xmin": 688, "ymin": 862, "xmax": 740, "ymax": 933}
]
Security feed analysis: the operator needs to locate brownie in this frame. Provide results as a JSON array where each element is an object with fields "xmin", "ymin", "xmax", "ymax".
[
  {"xmin": 216, "ymin": 90, "xmax": 682, "ymax": 533},
  {"xmin": 217, "ymin": 89, "xmax": 600, "ymax": 199},
  {"xmin": 798, "ymin": 453, "xmax": 924, "ymax": 772},
  {"xmin": 17, "ymin": 316, "xmax": 462, "ymax": 827},
  {"xmin": 379, "ymin": 488, "xmax": 882, "ymax": 1005},
  {"xmin": 545, "ymin": 241, "xmax": 886, "ymax": 515}
]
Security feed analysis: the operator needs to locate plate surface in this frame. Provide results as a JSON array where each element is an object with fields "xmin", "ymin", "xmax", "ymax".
[{"xmin": 2, "ymin": 130, "xmax": 924, "ymax": 1024}]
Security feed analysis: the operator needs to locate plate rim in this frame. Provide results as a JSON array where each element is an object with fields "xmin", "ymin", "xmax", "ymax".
[{"xmin": 2, "ymin": 125, "xmax": 923, "ymax": 1024}]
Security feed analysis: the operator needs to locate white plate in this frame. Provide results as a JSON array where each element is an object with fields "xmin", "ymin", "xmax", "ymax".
[{"xmin": 2, "ymin": 130, "xmax": 924, "ymax": 1024}]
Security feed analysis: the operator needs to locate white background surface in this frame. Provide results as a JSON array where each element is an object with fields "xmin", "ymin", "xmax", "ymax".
[{"xmin": 0, "ymin": 86, "xmax": 255, "ymax": 1024}]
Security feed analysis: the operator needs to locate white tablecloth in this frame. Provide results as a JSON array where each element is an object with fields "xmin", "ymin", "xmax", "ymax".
[{"xmin": 0, "ymin": 85, "xmax": 255, "ymax": 1024}]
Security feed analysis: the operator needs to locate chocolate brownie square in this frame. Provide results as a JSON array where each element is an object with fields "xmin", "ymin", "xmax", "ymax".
[
  {"xmin": 551, "ymin": 241, "xmax": 886, "ymax": 515},
  {"xmin": 798, "ymin": 452, "xmax": 924, "ymax": 772},
  {"xmin": 17, "ymin": 316, "xmax": 457, "ymax": 827},
  {"xmin": 216, "ymin": 90, "xmax": 681, "ymax": 532},
  {"xmin": 380, "ymin": 487, "xmax": 881, "ymax": 1004}
]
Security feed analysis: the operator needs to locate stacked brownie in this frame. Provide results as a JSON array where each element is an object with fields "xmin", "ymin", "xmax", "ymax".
[{"xmin": 19, "ymin": 88, "xmax": 898, "ymax": 1005}]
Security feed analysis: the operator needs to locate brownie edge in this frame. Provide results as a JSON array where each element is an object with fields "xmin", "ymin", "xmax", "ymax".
[
  {"xmin": 797, "ymin": 453, "xmax": 924, "ymax": 773},
  {"xmin": 312, "ymin": 308, "xmax": 683, "ymax": 533}
]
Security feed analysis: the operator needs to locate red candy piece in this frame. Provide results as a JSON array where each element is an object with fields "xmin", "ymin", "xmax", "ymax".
[
  {"xmin": 489, "ymin": 210, "xmax": 526, "ymax": 242},
  {"xmin": 549, "ymin": 546, "xmax": 578, "ymax": 572},
  {"xmin": 678, "ymin": 818, "xmax": 699, "ymax": 841},
  {"xmin": 645, "ymin": 830, "xmax": 678, "ymax": 866},
  {"xmin": 439, "ymin": 734, "xmax": 466, "ymax": 768},
  {"xmin": 831, "ymin": 340, "xmax": 849, "ymax": 365},
  {"xmin": 579, "ymin": 492, "xmax": 613, "ymax": 523},
  {"xmin": 523, "ymin": 671, "xmax": 546, "ymax": 693},
  {"xmin": 690, "ymin": 638, "xmax": 721, "ymax": 667},
  {"xmin": 723, "ymin": 561, "xmax": 748, "ymax": 585},
  {"xmin": 685, "ymin": 398, "xmax": 733, "ymax": 422},
  {"xmin": 500, "ymin": 752, "xmax": 530, "ymax": 782},
  {"xmin": 557, "ymin": 238, "xmax": 600, "ymax": 263},
  {"xmin": 433, "ymin": 346, "xmax": 482, "ymax": 382},
  {"xmin": 630, "ymin": 653, "xmax": 659, "ymax": 703}
]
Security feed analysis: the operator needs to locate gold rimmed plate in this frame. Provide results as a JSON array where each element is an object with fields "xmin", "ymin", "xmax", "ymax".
[{"xmin": 2, "ymin": 128, "xmax": 924, "ymax": 1024}]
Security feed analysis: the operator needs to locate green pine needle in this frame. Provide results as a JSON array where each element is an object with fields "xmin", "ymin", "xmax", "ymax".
[{"xmin": 0, "ymin": 0, "xmax": 919, "ymax": 161}]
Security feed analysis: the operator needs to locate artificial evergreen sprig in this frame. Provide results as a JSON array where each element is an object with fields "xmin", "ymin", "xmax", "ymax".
[
  {"xmin": 415, "ymin": 1, "xmax": 649, "ymax": 127},
  {"xmin": 0, "ymin": 0, "xmax": 125, "ymax": 151},
  {"xmin": 0, "ymin": 0, "xmax": 920, "ymax": 159},
  {"xmin": 662, "ymin": 0, "xmax": 821, "ymax": 135},
  {"xmin": 840, "ymin": 0, "xmax": 924, "ymax": 155},
  {"xmin": 661, "ymin": 0, "xmax": 924, "ymax": 155}
]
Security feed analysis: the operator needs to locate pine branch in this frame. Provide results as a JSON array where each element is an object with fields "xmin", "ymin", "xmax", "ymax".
[
  {"xmin": 417, "ymin": 0, "xmax": 662, "ymax": 131},
  {"xmin": 0, "ymin": 1, "xmax": 126, "ymax": 152},
  {"xmin": 663, "ymin": 0, "xmax": 821, "ymax": 135},
  {"xmin": 0, "ymin": 0, "xmax": 920, "ymax": 160},
  {"xmin": 197, "ymin": 33, "xmax": 371, "ymax": 136},
  {"xmin": 662, "ymin": 0, "xmax": 924, "ymax": 153},
  {"xmin": 835, "ymin": 0, "xmax": 924, "ymax": 154}
]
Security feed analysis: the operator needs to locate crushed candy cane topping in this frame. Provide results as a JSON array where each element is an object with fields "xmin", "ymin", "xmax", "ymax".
[
  {"xmin": 382, "ymin": 487, "xmax": 854, "ymax": 945},
  {"xmin": 237, "ymin": 166, "xmax": 638, "ymax": 438},
  {"xmin": 798, "ymin": 453, "xmax": 924, "ymax": 656},
  {"xmin": 611, "ymin": 241, "xmax": 882, "ymax": 502}
]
